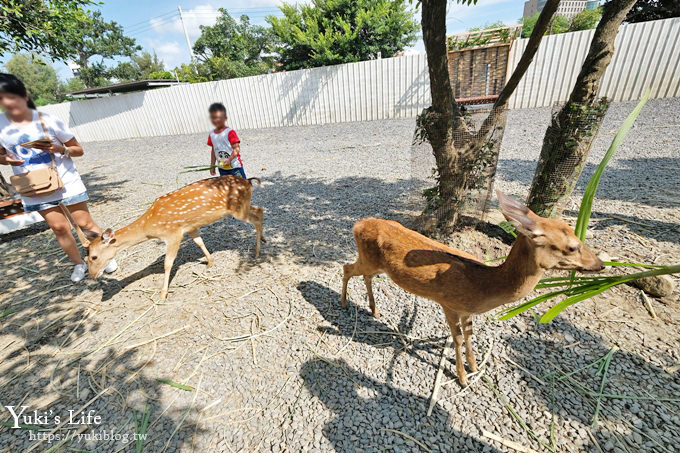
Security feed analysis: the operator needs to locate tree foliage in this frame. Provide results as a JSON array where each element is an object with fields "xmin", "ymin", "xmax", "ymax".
[
  {"xmin": 172, "ymin": 10, "xmax": 274, "ymax": 82},
  {"xmin": 521, "ymin": 12, "xmax": 571, "ymax": 37},
  {"xmin": 194, "ymin": 10, "xmax": 273, "ymax": 65},
  {"xmin": 4, "ymin": 54, "xmax": 58, "ymax": 105},
  {"xmin": 267, "ymin": 0, "xmax": 418, "ymax": 70},
  {"xmin": 0, "ymin": 0, "xmax": 93, "ymax": 60},
  {"xmin": 68, "ymin": 10, "xmax": 141, "ymax": 87},
  {"xmin": 569, "ymin": 8, "xmax": 604, "ymax": 31},
  {"xmin": 625, "ymin": 0, "xmax": 680, "ymax": 22},
  {"xmin": 57, "ymin": 77, "xmax": 86, "ymax": 100},
  {"xmin": 520, "ymin": 8, "xmax": 603, "ymax": 38},
  {"xmin": 109, "ymin": 52, "xmax": 166, "ymax": 82}
]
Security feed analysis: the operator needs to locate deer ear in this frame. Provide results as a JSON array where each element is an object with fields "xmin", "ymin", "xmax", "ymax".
[
  {"xmin": 497, "ymin": 190, "xmax": 543, "ymax": 237},
  {"xmin": 83, "ymin": 229, "xmax": 99, "ymax": 241},
  {"xmin": 101, "ymin": 228, "xmax": 116, "ymax": 245}
]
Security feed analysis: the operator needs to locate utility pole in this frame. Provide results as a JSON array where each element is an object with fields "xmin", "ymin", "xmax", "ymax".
[{"xmin": 177, "ymin": 5, "xmax": 195, "ymax": 66}]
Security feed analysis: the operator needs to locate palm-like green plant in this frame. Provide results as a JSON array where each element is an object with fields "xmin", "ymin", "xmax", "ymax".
[{"xmin": 499, "ymin": 90, "xmax": 679, "ymax": 323}]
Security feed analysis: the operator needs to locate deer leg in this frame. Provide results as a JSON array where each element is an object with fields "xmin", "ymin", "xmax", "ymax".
[
  {"xmin": 160, "ymin": 237, "xmax": 181, "ymax": 301},
  {"xmin": 188, "ymin": 230, "xmax": 213, "ymax": 267},
  {"xmin": 363, "ymin": 274, "xmax": 379, "ymax": 318},
  {"xmin": 341, "ymin": 261, "xmax": 361, "ymax": 308},
  {"xmin": 443, "ymin": 309, "xmax": 468, "ymax": 386},
  {"xmin": 461, "ymin": 315, "xmax": 478, "ymax": 372},
  {"xmin": 248, "ymin": 206, "xmax": 265, "ymax": 258}
]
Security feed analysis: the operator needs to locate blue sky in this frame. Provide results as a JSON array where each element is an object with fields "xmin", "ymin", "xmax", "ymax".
[{"xmin": 34, "ymin": 0, "xmax": 526, "ymax": 80}]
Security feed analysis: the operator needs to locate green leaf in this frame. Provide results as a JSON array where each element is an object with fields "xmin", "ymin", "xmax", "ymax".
[
  {"xmin": 573, "ymin": 90, "xmax": 650, "ymax": 241},
  {"xmin": 155, "ymin": 378, "xmax": 194, "ymax": 391},
  {"xmin": 498, "ymin": 221, "xmax": 517, "ymax": 238},
  {"xmin": 539, "ymin": 283, "xmax": 617, "ymax": 323}
]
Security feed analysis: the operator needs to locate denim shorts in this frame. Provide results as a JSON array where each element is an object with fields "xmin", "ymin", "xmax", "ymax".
[
  {"xmin": 23, "ymin": 192, "xmax": 89, "ymax": 213},
  {"xmin": 218, "ymin": 167, "xmax": 246, "ymax": 178}
]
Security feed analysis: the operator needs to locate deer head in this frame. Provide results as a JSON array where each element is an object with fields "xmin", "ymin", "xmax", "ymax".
[
  {"xmin": 497, "ymin": 190, "xmax": 604, "ymax": 272},
  {"xmin": 86, "ymin": 228, "xmax": 119, "ymax": 278}
]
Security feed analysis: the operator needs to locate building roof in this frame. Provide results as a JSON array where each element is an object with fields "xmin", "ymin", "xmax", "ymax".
[{"xmin": 68, "ymin": 79, "xmax": 185, "ymax": 98}]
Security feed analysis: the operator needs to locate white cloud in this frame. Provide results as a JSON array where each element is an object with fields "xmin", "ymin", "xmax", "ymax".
[
  {"xmin": 150, "ymin": 4, "xmax": 220, "ymax": 40},
  {"xmin": 146, "ymin": 39, "xmax": 185, "ymax": 68}
]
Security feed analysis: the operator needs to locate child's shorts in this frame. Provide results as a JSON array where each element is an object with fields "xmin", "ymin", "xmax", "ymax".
[{"xmin": 219, "ymin": 167, "xmax": 246, "ymax": 178}]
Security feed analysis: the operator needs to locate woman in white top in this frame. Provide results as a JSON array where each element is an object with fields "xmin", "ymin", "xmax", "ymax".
[{"xmin": 0, "ymin": 73, "xmax": 117, "ymax": 282}]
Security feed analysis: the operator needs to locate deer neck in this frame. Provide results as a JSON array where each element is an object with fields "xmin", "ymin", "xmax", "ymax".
[
  {"xmin": 477, "ymin": 234, "xmax": 545, "ymax": 312},
  {"xmin": 112, "ymin": 217, "xmax": 149, "ymax": 251}
]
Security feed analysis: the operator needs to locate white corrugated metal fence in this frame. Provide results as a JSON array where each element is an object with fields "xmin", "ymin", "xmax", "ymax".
[
  {"xmin": 506, "ymin": 17, "xmax": 680, "ymax": 108},
  {"xmin": 39, "ymin": 18, "xmax": 679, "ymax": 142}
]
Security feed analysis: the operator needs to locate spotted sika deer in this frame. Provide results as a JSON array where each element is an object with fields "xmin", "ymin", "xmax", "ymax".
[
  {"xmin": 341, "ymin": 190, "xmax": 603, "ymax": 386},
  {"xmin": 84, "ymin": 175, "xmax": 265, "ymax": 300}
]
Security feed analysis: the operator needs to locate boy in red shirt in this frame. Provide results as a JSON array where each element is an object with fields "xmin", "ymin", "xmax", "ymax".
[{"xmin": 207, "ymin": 103, "xmax": 246, "ymax": 178}]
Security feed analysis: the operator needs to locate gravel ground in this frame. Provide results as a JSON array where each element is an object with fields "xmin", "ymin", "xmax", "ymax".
[{"xmin": 0, "ymin": 98, "xmax": 678, "ymax": 452}]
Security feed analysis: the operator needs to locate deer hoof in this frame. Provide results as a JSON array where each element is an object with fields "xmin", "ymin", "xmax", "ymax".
[
  {"xmin": 160, "ymin": 290, "xmax": 168, "ymax": 301},
  {"xmin": 458, "ymin": 375, "xmax": 469, "ymax": 387}
]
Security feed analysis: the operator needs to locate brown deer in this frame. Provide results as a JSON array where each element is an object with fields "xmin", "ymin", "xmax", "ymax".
[
  {"xmin": 81, "ymin": 175, "xmax": 265, "ymax": 300},
  {"xmin": 340, "ymin": 190, "xmax": 603, "ymax": 386}
]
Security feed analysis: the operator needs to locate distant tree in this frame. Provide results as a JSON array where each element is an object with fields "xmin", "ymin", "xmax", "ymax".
[
  {"xmin": 569, "ymin": 8, "xmax": 603, "ymax": 31},
  {"xmin": 521, "ymin": 12, "xmax": 570, "ymax": 37},
  {"xmin": 57, "ymin": 77, "xmax": 86, "ymax": 101},
  {"xmin": 148, "ymin": 71, "xmax": 174, "ymax": 80},
  {"xmin": 267, "ymin": 0, "xmax": 418, "ymax": 70},
  {"xmin": 4, "ymin": 54, "xmax": 58, "ymax": 105},
  {"xmin": 467, "ymin": 21, "xmax": 508, "ymax": 32},
  {"xmin": 172, "ymin": 57, "xmax": 269, "ymax": 84},
  {"xmin": 67, "ymin": 11, "xmax": 141, "ymax": 87},
  {"xmin": 185, "ymin": 10, "xmax": 274, "ymax": 81},
  {"xmin": 626, "ymin": 0, "xmax": 680, "ymax": 22},
  {"xmin": 0, "ymin": 0, "xmax": 93, "ymax": 60},
  {"xmin": 109, "ymin": 52, "xmax": 166, "ymax": 81},
  {"xmin": 194, "ymin": 10, "xmax": 273, "ymax": 67}
]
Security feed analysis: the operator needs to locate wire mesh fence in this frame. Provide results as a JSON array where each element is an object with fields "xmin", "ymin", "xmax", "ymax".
[
  {"xmin": 410, "ymin": 100, "xmax": 609, "ymax": 229},
  {"xmin": 410, "ymin": 104, "xmax": 508, "ymax": 229}
]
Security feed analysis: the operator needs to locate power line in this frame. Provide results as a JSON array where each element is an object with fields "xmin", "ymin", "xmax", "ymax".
[
  {"xmin": 126, "ymin": 14, "xmax": 178, "ymax": 34},
  {"xmin": 126, "ymin": 9, "xmax": 177, "ymax": 29},
  {"xmin": 124, "ymin": 8, "xmax": 283, "ymax": 36}
]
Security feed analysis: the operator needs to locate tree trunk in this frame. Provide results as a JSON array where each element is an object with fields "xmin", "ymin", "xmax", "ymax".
[
  {"xmin": 419, "ymin": 0, "xmax": 559, "ymax": 228},
  {"xmin": 420, "ymin": 0, "xmax": 469, "ymax": 228},
  {"xmin": 527, "ymin": 0, "xmax": 637, "ymax": 217}
]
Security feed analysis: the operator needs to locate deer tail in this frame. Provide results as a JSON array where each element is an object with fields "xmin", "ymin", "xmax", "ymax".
[{"xmin": 247, "ymin": 177, "xmax": 262, "ymax": 187}]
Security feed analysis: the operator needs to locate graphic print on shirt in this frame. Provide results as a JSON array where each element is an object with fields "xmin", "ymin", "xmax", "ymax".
[
  {"xmin": 7, "ymin": 132, "xmax": 52, "ymax": 166},
  {"xmin": 216, "ymin": 150, "xmax": 231, "ymax": 162},
  {"xmin": 208, "ymin": 127, "xmax": 242, "ymax": 169}
]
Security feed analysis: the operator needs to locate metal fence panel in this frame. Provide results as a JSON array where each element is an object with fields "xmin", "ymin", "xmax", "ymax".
[{"xmin": 38, "ymin": 19, "xmax": 678, "ymax": 141}]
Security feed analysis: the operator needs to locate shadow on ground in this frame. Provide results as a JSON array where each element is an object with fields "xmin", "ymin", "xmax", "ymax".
[
  {"xmin": 502, "ymin": 317, "xmax": 680, "ymax": 451},
  {"xmin": 500, "ymin": 157, "xmax": 680, "ymax": 209},
  {"xmin": 92, "ymin": 172, "xmax": 419, "ymax": 300},
  {"xmin": 300, "ymin": 357, "xmax": 498, "ymax": 451}
]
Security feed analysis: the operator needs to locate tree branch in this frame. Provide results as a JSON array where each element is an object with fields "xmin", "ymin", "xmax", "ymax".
[
  {"xmin": 477, "ymin": 0, "xmax": 560, "ymax": 137},
  {"xmin": 566, "ymin": 0, "xmax": 637, "ymax": 104},
  {"xmin": 421, "ymin": 0, "xmax": 467, "ymax": 133}
]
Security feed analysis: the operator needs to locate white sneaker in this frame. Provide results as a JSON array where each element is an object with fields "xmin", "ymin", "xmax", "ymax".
[
  {"xmin": 104, "ymin": 259, "xmax": 118, "ymax": 274},
  {"xmin": 71, "ymin": 263, "xmax": 88, "ymax": 283}
]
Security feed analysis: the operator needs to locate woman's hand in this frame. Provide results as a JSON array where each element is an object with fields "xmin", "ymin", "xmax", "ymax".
[
  {"xmin": 209, "ymin": 167, "xmax": 216, "ymax": 176},
  {"xmin": 2, "ymin": 155, "xmax": 25, "ymax": 166},
  {"xmin": 0, "ymin": 148, "xmax": 25, "ymax": 166},
  {"xmin": 30, "ymin": 142, "xmax": 66, "ymax": 154}
]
